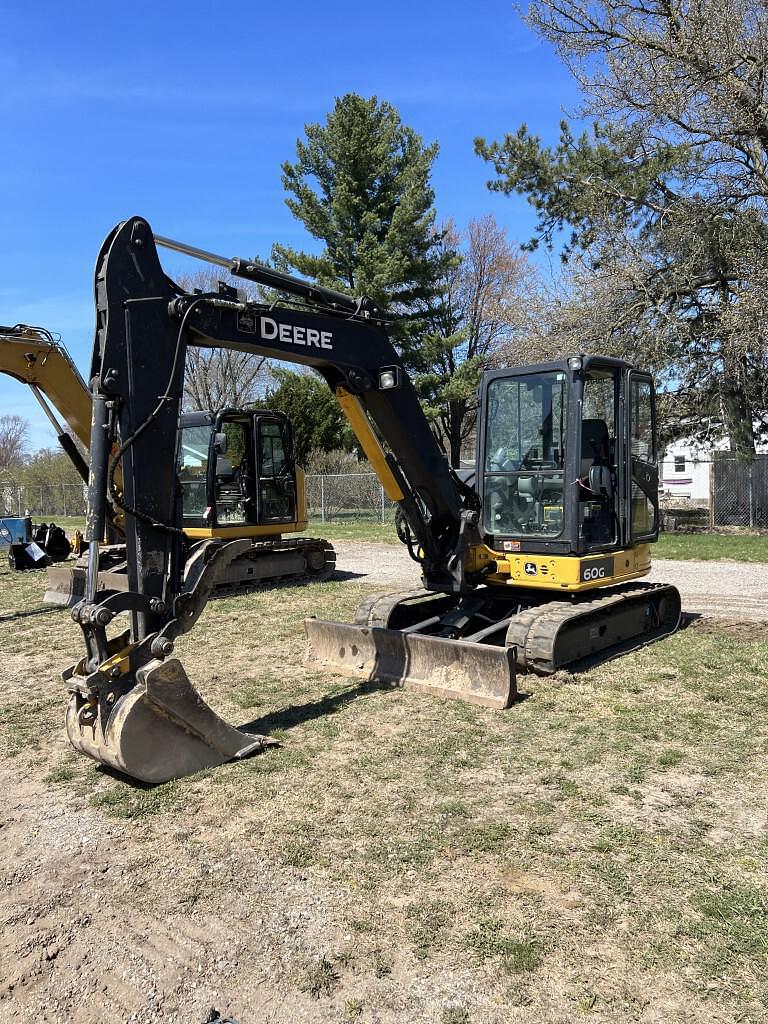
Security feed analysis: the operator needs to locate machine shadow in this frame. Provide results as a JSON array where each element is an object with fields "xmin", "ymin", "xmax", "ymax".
[
  {"xmin": 95, "ymin": 763, "xmax": 157, "ymax": 791},
  {"xmin": 244, "ymin": 676, "xmax": 531, "ymax": 736},
  {"xmin": 0, "ymin": 604, "xmax": 62, "ymax": 623},
  {"xmin": 679, "ymin": 611, "xmax": 703, "ymax": 628},
  {"xmin": 208, "ymin": 568, "xmax": 366, "ymax": 601},
  {"xmin": 241, "ymin": 676, "xmax": 397, "ymax": 735}
]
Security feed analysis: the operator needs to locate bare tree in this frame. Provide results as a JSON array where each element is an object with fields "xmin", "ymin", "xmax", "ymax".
[
  {"xmin": 525, "ymin": 0, "xmax": 768, "ymax": 208},
  {"xmin": 477, "ymin": 1, "xmax": 768, "ymax": 452},
  {"xmin": 0, "ymin": 414, "xmax": 29, "ymax": 471},
  {"xmin": 417, "ymin": 215, "xmax": 536, "ymax": 465},
  {"xmin": 174, "ymin": 269, "xmax": 271, "ymax": 411}
]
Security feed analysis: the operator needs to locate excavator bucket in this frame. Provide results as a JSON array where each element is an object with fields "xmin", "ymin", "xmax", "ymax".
[
  {"xmin": 304, "ymin": 619, "xmax": 516, "ymax": 710},
  {"xmin": 65, "ymin": 657, "xmax": 274, "ymax": 784}
]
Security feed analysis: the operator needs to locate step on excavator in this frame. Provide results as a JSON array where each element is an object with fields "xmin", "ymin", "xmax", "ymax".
[
  {"xmin": 0, "ymin": 325, "xmax": 334, "ymax": 600},
  {"xmin": 64, "ymin": 216, "xmax": 681, "ymax": 784}
]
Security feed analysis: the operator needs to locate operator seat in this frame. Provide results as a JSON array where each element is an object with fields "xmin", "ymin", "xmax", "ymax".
[{"xmin": 580, "ymin": 419, "xmax": 609, "ymax": 474}]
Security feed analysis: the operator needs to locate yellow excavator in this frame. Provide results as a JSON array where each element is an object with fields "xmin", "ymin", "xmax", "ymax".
[
  {"xmin": 0, "ymin": 324, "xmax": 92, "ymax": 476},
  {"xmin": 63, "ymin": 217, "xmax": 681, "ymax": 784},
  {"xmin": 0, "ymin": 323, "xmax": 334, "ymax": 597},
  {"xmin": 0, "ymin": 325, "xmax": 92, "ymax": 568}
]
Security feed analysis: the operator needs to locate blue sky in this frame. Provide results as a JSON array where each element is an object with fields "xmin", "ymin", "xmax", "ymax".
[{"xmin": 1, "ymin": 1, "xmax": 581, "ymax": 449}]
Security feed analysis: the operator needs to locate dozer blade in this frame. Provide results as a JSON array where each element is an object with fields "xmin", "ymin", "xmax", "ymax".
[
  {"xmin": 44, "ymin": 564, "xmax": 128, "ymax": 607},
  {"xmin": 45, "ymin": 564, "xmax": 86, "ymax": 606},
  {"xmin": 304, "ymin": 619, "xmax": 516, "ymax": 710},
  {"xmin": 66, "ymin": 657, "xmax": 274, "ymax": 784}
]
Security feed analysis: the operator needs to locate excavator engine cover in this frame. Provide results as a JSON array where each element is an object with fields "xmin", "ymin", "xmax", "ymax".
[
  {"xmin": 304, "ymin": 618, "xmax": 516, "ymax": 709},
  {"xmin": 65, "ymin": 657, "xmax": 274, "ymax": 784}
]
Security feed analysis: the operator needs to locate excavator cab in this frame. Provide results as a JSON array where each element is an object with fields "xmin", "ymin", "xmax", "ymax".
[
  {"xmin": 178, "ymin": 410, "xmax": 297, "ymax": 531},
  {"xmin": 478, "ymin": 355, "xmax": 659, "ymax": 558}
]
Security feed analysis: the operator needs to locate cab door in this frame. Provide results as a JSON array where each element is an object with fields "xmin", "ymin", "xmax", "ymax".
[
  {"xmin": 212, "ymin": 415, "xmax": 258, "ymax": 526},
  {"xmin": 255, "ymin": 415, "xmax": 297, "ymax": 525},
  {"xmin": 627, "ymin": 372, "xmax": 659, "ymax": 543}
]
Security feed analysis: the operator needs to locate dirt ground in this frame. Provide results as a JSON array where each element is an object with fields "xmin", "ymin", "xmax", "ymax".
[
  {"xmin": 0, "ymin": 544, "xmax": 766, "ymax": 1024},
  {"xmin": 332, "ymin": 541, "xmax": 768, "ymax": 620}
]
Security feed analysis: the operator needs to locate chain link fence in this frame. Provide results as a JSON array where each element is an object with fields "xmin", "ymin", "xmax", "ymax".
[
  {"xmin": 659, "ymin": 454, "xmax": 768, "ymax": 530},
  {"xmin": 0, "ymin": 474, "xmax": 396, "ymax": 525},
  {"xmin": 305, "ymin": 473, "xmax": 397, "ymax": 524},
  {"xmin": 1, "ymin": 464, "xmax": 765, "ymax": 531},
  {"xmin": 711, "ymin": 454, "xmax": 768, "ymax": 529},
  {"xmin": 0, "ymin": 481, "xmax": 87, "ymax": 519}
]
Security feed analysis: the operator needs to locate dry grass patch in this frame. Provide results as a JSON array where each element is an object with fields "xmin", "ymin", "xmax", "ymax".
[{"xmin": 0, "ymin": 559, "xmax": 766, "ymax": 1021}]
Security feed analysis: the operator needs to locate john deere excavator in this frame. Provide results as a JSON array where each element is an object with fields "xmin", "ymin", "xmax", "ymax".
[
  {"xmin": 0, "ymin": 325, "xmax": 334, "ymax": 597},
  {"xmin": 64, "ymin": 216, "xmax": 681, "ymax": 784}
]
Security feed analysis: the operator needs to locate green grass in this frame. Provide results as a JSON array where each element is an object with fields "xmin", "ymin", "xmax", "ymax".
[
  {"xmin": 655, "ymin": 532, "xmax": 768, "ymax": 561},
  {"xmin": 307, "ymin": 516, "xmax": 398, "ymax": 543},
  {"xmin": 441, "ymin": 1010, "xmax": 470, "ymax": 1024},
  {"xmin": 53, "ymin": 515, "xmax": 87, "ymax": 532},
  {"xmin": 299, "ymin": 955, "xmax": 340, "ymax": 999},
  {"xmin": 464, "ymin": 919, "xmax": 542, "ymax": 974}
]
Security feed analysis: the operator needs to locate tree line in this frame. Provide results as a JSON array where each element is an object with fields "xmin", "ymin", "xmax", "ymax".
[
  {"xmin": 0, "ymin": 414, "xmax": 85, "ymax": 509},
  {"xmin": 10, "ymin": 3, "xmax": 768, "ymax": 474},
  {"xmin": 187, "ymin": 4, "xmax": 768, "ymax": 461}
]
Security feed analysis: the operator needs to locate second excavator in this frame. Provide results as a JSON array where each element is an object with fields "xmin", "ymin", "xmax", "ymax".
[
  {"xmin": 64, "ymin": 217, "xmax": 681, "ymax": 783},
  {"xmin": 0, "ymin": 325, "xmax": 334, "ymax": 598}
]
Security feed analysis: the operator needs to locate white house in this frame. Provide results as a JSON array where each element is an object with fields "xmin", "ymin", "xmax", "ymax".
[
  {"xmin": 659, "ymin": 439, "xmax": 713, "ymax": 501},
  {"xmin": 660, "ymin": 425, "xmax": 768, "ymax": 503}
]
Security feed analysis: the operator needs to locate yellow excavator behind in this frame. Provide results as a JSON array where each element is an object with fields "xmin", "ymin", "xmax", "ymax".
[
  {"xmin": 0, "ymin": 324, "xmax": 92, "ymax": 466},
  {"xmin": 0, "ymin": 323, "xmax": 335, "ymax": 596}
]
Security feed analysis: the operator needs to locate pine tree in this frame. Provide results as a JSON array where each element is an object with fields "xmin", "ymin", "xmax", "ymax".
[
  {"xmin": 265, "ymin": 369, "xmax": 348, "ymax": 464},
  {"xmin": 276, "ymin": 94, "xmax": 454, "ymax": 359}
]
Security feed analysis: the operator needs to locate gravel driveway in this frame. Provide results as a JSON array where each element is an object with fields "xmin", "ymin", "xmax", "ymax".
[{"xmin": 334, "ymin": 542, "xmax": 768, "ymax": 621}]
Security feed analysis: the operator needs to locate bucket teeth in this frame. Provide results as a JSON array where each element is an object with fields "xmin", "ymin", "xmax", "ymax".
[
  {"xmin": 304, "ymin": 619, "xmax": 516, "ymax": 710},
  {"xmin": 66, "ymin": 657, "xmax": 274, "ymax": 784}
]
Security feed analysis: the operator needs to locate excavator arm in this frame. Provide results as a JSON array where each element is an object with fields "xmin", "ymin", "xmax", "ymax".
[
  {"xmin": 0, "ymin": 324, "xmax": 91, "ymax": 482},
  {"xmin": 83, "ymin": 216, "xmax": 474, "ymax": 626},
  {"xmin": 64, "ymin": 217, "xmax": 512, "ymax": 783}
]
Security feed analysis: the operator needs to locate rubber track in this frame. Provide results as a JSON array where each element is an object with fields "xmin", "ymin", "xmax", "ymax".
[
  {"xmin": 354, "ymin": 589, "xmax": 433, "ymax": 627},
  {"xmin": 505, "ymin": 582, "xmax": 680, "ymax": 675},
  {"xmin": 218, "ymin": 537, "xmax": 336, "ymax": 587},
  {"xmin": 353, "ymin": 582, "xmax": 681, "ymax": 677}
]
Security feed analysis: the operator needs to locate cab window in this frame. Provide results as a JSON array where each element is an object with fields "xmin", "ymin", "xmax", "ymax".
[
  {"xmin": 483, "ymin": 372, "xmax": 567, "ymax": 538},
  {"xmin": 258, "ymin": 420, "xmax": 294, "ymax": 521},
  {"xmin": 178, "ymin": 425, "xmax": 210, "ymax": 520}
]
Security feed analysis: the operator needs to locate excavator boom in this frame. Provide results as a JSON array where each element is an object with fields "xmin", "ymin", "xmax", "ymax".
[
  {"xmin": 63, "ymin": 217, "xmax": 514, "ymax": 781},
  {"xmin": 0, "ymin": 324, "xmax": 91, "ymax": 479}
]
